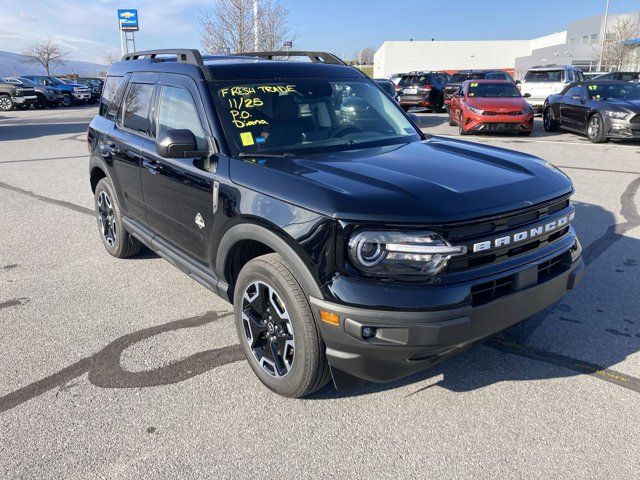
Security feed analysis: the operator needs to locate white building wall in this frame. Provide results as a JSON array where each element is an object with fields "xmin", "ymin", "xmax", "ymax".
[{"xmin": 374, "ymin": 40, "xmax": 532, "ymax": 78}]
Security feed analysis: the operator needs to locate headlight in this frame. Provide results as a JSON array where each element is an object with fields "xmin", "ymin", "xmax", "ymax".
[
  {"xmin": 604, "ymin": 110, "xmax": 628, "ymax": 119},
  {"xmin": 468, "ymin": 105, "xmax": 484, "ymax": 115},
  {"xmin": 73, "ymin": 86, "xmax": 82, "ymax": 92},
  {"xmin": 347, "ymin": 230, "xmax": 466, "ymax": 276}
]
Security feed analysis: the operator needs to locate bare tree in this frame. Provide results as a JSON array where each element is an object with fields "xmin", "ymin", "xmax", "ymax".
[
  {"xmin": 102, "ymin": 51, "xmax": 121, "ymax": 66},
  {"xmin": 21, "ymin": 40, "xmax": 67, "ymax": 75},
  {"xmin": 199, "ymin": 0, "xmax": 295, "ymax": 54},
  {"xmin": 597, "ymin": 17, "xmax": 639, "ymax": 71},
  {"xmin": 257, "ymin": 0, "xmax": 296, "ymax": 51},
  {"xmin": 358, "ymin": 47, "xmax": 376, "ymax": 65}
]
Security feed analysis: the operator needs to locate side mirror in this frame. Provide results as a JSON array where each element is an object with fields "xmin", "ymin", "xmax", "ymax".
[
  {"xmin": 523, "ymin": 92, "xmax": 531, "ymax": 98},
  {"xmin": 156, "ymin": 129, "xmax": 208, "ymax": 158}
]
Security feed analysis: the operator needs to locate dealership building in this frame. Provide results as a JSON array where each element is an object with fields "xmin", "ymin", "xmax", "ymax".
[{"xmin": 374, "ymin": 11, "xmax": 640, "ymax": 79}]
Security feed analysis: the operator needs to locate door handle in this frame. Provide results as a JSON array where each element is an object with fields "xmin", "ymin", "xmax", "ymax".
[{"xmin": 142, "ymin": 159, "xmax": 162, "ymax": 174}]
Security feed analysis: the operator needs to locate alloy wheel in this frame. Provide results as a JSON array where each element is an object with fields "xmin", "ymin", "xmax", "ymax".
[
  {"xmin": 61, "ymin": 95, "xmax": 72, "ymax": 107},
  {"xmin": 0, "ymin": 96, "xmax": 12, "ymax": 111},
  {"xmin": 241, "ymin": 281, "xmax": 295, "ymax": 378},
  {"xmin": 97, "ymin": 190, "xmax": 117, "ymax": 247},
  {"xmin": 587, "ymin": 116, "xmax": 600, "ymax": 140}
]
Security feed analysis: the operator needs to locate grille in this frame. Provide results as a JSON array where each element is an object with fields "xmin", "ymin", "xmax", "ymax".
[
  {"xmin": 484, "ymin": 111, "xmax": 522, "ymax": 116},
  {"xmin": 538, "ymin": 251, "xmax": 571, "ymax": 281},
  {"xmin": 471, "ymin": 276, "xmax": 515, "ymax": 306},
  {"xmin": 481, "ymin": 123, "xmax": 520, "ymax": 131},
  {"xmin": 444, "ymin": 196, "xmax": 572, "ymax": 273}
]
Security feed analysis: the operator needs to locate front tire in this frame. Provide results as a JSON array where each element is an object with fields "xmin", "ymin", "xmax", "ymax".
[
  {"xmin": 458, "ymin": 113, "xmax": 469, "ymax": 135},
  {"xmin": 542, "ymin": 106, "xmax": 558, "ymax": 132},
  {"xmin": 94, "ymin": 178, "xmax": 142, "ymax": 258},
  {"xmin": 234, "ymin": 253, "xmax": 331, "ymax": 398},
  {"xmin": 60, "ymin": 94, "xmax": 72, "ymax": 107},
  {"xmin": 586, "ymin": 113, "xmax": 609, "ymax": 143},
  {"xmin": 0, "ymin": 94, "xmax": 14, "ymax": 111}
]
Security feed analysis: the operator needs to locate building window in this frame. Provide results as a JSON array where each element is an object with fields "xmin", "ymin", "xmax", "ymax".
[
  {"xmin": 606, "ymin": 33, "xmax": 615, "ymax": 41},
  {"xmin": 581, "ymin": 35, "xmax": 589, "ymax": 44},
  {"xmin": 569, "ymin": 38, "xmax": 576, "ymax": 44},
  {"xmin": 590, "ymin": 33, "xmax": 597, "ymax": 42}
]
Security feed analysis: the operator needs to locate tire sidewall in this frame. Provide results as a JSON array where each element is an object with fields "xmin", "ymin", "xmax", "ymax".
[
  {"xmin": 61, "ymin": 94, "xmax": 72, "ymax": 107},
  {"xmin": 94, "ymin": 178, "xmax": 128, "ymax": 257},
  {"xmin": 587, "ymin": 113, "xmax": 607, "ymax": 143},
  {"xmin": 233, "ymin": 259, "xmax": 317, "ymax": 397},
  {"xmin": 0, "ymin": 94, "xmax": 13, "ymax": 111}
]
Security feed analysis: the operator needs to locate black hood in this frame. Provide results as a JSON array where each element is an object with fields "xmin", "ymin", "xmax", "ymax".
[
  {"xmin": 229, "ymin": 138, "xmax": 573, "ymax": 224},
  {"xmin": 602, "ymin": 98, "xmax": 640, "ymax": 112}
]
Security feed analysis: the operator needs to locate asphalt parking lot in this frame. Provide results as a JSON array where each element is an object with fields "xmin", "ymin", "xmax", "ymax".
[{"xmin": 1, "ymin": 106, "xmax": 640, "ymax": 479}]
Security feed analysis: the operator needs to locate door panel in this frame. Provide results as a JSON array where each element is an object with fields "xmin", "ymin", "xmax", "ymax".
[{"xmin": 140, "ymin": 74, "xmax": 215, "ymax": 266}]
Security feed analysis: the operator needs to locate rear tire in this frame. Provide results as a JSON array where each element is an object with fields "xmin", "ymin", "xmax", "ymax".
[
  {"xmin": 94, "ymin": 178, "xmax": 142, "ymax": 258},
  {"xmin": 234, "ymin": 253, "xmax": 331, "ymax": 398},
  {"xmin": 586, "ymin": 113, "xmax": 609, "ymax": 143}
]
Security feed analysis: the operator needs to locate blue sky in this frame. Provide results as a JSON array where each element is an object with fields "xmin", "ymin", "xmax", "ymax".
[{"xmin": 0, "ymin": 0, "xmax": 638, "ymax": 63}]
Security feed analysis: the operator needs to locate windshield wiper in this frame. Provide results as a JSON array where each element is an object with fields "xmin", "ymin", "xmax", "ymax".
[{"xmin": 238, "ymin": 152, "xmax": 294, "ymax": 158}]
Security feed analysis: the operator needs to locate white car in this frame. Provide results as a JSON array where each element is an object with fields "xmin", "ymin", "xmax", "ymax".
[{"xmin": 519, "ymin": 66, "xmax": 585, "ymax": 112}]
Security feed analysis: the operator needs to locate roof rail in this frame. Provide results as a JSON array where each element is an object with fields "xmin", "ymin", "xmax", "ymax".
[
  {"xmin": 121, "ymin": 49, "xmax": 213, "ymax": 82},
  {"xmin": 236, "ymin": 50, "xmax": 346, "ymax": 65},
  {"xmin": 121, "ymin": 49, "xmax": 204, "ymax": 65}
]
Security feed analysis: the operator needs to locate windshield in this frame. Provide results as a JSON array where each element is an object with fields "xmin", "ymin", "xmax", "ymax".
[
  {"xmin": 48, "ymin": 77, "xmax": 66, "ymax": 85},
  {"xmin": 587, "ymin": 83, "xmax": 640, "ymax": 100},
  {"xmin": 467, "ymin": 82, "xmax": 522, "ymax": 98},
  {"xmin": 524, "ymin": 70, "xmax": 564, "ymax": 82},
  {"xmin": 450, "ymin": 73, "xmax": 486, "ymax": 83},
  {"xmin": 17, "ymin": 78, "xmax": 35, "ymax": 86},
  {"xmin": 215, "ymin": 78, "xmax": 420, "ymax": 156}
]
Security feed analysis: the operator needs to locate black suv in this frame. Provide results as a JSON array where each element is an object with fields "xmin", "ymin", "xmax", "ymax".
[
  {"xmin": 88, "ymin": 50, "xmax": 584, "ymax": 398},
  {"xmin": 396, "ymin": 71, "xmax": 449, "ymax": 112}
]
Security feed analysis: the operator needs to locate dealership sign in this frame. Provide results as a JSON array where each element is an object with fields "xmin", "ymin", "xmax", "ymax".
[{"xmin": 118, "ymin": 9, "xmax": 139, "ymax": 31}]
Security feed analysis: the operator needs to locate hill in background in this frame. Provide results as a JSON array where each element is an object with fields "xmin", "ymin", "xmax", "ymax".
[{"xmin": 0, "ymin": 51, "xmax": 106, "ymax": 78}]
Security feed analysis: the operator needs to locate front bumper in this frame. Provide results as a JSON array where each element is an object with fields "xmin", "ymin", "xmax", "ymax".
[
  {"xmin": 462, "ymin": 111, "xmax": 534, "ymax": 133},
  {"xmin": 12, "ymin": 95, "xmax": 38, "ymax": 105},
  {"xmin": 604, "ymin": 116, "xmax": 640, "ymax": 139},
  {"xmin": 72, "ymin": 92, "xmax": 91, "ymax": 101},
  {"xmin": 311, "ymin": 242, "xmax": 583, "ymax": 384}
]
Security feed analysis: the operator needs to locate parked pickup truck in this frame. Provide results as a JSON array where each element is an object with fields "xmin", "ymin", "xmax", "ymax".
[
  {"xmin": 0, "ymin": 79, "xmax": 38, "ymax": 110},
  {"xmin": 3, "ymin": 77, "xmax": 62, "ymax": 108},
  {"xmin": 21, "ymin": 75, "xmax": 92, "ymax": 107},
  {"xmin": 88, "ymin": 49, "xmax": 584, "ymax": 398}
]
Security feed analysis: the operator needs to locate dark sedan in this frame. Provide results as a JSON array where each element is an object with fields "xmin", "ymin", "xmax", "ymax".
[{"xmin": 543, "ymin": 81, "xmax": 640, "ymax": 143}]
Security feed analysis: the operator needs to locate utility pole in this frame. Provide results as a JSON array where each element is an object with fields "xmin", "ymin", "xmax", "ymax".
[
  {"xmin": 253, "ymin": 0, "xmax": 259, "ymax": 51},
  {"xmin": 598, "ymin": 0, "xmax": 610, "ymax": 71}
]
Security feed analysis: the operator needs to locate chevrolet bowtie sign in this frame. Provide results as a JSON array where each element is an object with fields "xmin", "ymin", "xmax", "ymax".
[
  {"xmin": 472, "ymin": 211, "xmax": 575, "ymax": 253},
  {"xmin": 118, "ymin": 9, "xmax": 139, "ymax": 31}
]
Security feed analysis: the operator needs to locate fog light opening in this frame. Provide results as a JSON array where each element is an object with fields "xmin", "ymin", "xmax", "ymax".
[{"xmin": 362, "ymin": 327, "xmax": 377, "ymax": 339}]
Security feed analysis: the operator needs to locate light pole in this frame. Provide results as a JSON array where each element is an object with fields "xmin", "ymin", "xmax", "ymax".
[
  {"xmin": 598, "ymin": 0, "xmax": 610, "ymax": 71},
  {"xmin": 253, "ymin": 0, "xmax": 259, "ymax": 51}
]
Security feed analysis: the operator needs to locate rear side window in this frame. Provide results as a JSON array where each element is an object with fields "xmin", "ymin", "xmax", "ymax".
[
  {"xmin": 485, "ymin": 72, "xmax": 506, "ymax": 80},
  {"xmin": 119, "ymin": 83, "xmax": 154, "ymax": 134},
  {"xmin": 157, "ymin": 85, "xmax": 207, "ymax": 149},
  {"xmin": 524, "ymin": 70, "xmax": 564, "ymax": 82},
  {"xmin": 99, "ymin": 76, "xmax": 123, "ymax": 119}
]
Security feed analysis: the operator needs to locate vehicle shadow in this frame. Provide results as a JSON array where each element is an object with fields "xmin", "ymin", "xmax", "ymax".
[
  {"xmin": 310, "ymin": 196, "xmax": 640, "ymax": 399},
  {"xmin": 0, "ymin": 122, "xmax": 90, "ymax": 141}
]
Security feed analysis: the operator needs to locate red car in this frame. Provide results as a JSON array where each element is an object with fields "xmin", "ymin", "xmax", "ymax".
[{"xmin": 449, "ymin": 80, "xmax": 533, "ymax": 136}]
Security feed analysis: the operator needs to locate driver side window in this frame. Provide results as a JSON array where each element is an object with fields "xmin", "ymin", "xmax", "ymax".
[{"xmin": 156, "ymin": 85, "xmax": 207, "ymax": 150}]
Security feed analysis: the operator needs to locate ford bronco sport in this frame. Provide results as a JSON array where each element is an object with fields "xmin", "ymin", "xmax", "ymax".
[{"xmin": 88, "ymin": 50, "xmax": 584, "ymax": 398}]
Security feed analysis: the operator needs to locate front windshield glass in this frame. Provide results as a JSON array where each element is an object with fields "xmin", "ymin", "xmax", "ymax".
[
  {"xmin": 467, "ymin": 82, "xmax": 522, "ymax": 98},
  {"xmin": 524, "ymin": 70, "xmax": 564, "ymax": 82},
  {"xmin": 17, "ymin": 78, "xmax": 35, "ymax": 86},
  {"xmin": 450, "ymin": 73, "xmax": 486, "ymax": 83},
  {"xmin": 587, "ymin": 83, "xmax": 640, "ymax": 100},
  {"xmin": 215, "ymin": 78, "xmax": 420, "ymax": 155},
  {"xmin": 48, "ymin": 77, "xmax": 66, "ymax": 85}
]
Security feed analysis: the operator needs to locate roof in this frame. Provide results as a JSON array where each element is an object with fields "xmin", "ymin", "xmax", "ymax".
[{"xmin": 107, "ymin": 49, "xmax": 363, "ymax": 82}]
